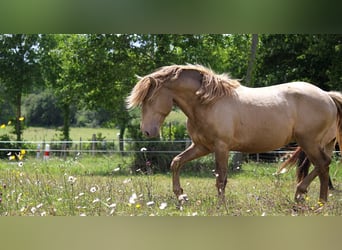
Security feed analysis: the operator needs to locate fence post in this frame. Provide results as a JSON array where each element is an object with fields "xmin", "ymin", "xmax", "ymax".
[
  {"xmin": 36, "ymin": 143, "xmax": 41, "ymax": 159},
  {"xmin": 91, "ymin": 134, "xmax": 96, "ymax": 156},
  {"xmin": 43, "ymin": 143, "xmax": 50, "ymax": 160}
]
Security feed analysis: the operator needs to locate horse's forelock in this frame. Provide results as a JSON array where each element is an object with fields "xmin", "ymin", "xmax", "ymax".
[{"xmin": 126, "ymin": 76, "xmax": 153, "ymax": 109}]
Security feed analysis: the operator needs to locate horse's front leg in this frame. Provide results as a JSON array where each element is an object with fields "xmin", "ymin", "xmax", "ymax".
[
  {"xmin": 170, "ymin": 143, "xmax": 209, "ymax": 203},
  {"xmin": 214, "ymin": 149, "xmax": 230, "ymax": 206}
]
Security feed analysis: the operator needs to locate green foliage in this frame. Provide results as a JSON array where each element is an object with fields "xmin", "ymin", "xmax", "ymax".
[
  {"xmin": 255, "ymin": 34, "xmax": 342, "ymax": 90},
  {"xmin": 0, "ymin": 34, "xmax": 43, "ymax": 141},
  {"xmin": 23, "ymin": 89, "xmax": 64, "ymax": 127},
  {"xmin": 126, "ymin": 122, "xmax": 188, "ymax": 173}
]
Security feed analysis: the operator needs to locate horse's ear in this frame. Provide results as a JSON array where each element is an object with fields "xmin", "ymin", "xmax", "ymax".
[{"xmin": 148, "ymin": 76, "xmax": 156, "ymax": 87}]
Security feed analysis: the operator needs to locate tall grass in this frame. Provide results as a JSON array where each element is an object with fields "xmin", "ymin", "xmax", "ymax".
[{"xmin": 0, "ymin": 155, "xmax": 341, "ymax": 216}]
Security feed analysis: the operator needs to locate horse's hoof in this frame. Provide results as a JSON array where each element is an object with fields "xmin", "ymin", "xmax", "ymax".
[
  {"xmin": 178, "ymin": 194, "xmax": 189, "ymax": 203},
  {"xmin": 295, "ymin": 193, "xmax": 306, "ymax": 204}
]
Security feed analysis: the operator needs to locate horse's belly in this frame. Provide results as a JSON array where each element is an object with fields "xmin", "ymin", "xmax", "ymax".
[{"xmin": 231, "ymin": 124, "xmax": 294, "ymax": 153}]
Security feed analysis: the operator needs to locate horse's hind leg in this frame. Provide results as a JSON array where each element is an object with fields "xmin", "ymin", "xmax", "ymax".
[{"xmin": 296, "ymin": 143, "xmax": 332, "ymax": 202}]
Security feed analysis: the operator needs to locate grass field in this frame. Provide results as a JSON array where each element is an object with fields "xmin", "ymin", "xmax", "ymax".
[
  {"xmin": 0, "ymin": 126, "xmax": 120, "ymax": 141},
  {"xmin": 0, "ymin": 154, "xmax": 341, "ymax": 216}
]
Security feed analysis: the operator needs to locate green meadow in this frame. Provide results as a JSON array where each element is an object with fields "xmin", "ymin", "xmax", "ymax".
[{"xmin": 0, "ymin": 154, "xmax": 341, "ymax": 216}]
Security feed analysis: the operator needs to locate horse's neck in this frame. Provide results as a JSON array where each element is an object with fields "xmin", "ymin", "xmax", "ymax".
[{"xmin": 173, "ymin": 92, "xmax": 200, "ymax": 122}]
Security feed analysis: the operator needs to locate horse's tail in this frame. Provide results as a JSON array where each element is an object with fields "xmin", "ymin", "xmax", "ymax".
[
  {"xmin": 277, "ymin": 147, "xmax": 309, "ymax": 183},
  {"xmin": 328, "ymin": 91, "xmax": 342, "ymax": 154}
]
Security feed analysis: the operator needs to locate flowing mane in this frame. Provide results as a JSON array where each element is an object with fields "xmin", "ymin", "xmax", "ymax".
[{"xmin": 126, "ymin": 64, "xmax": 240, "ymax": 108}]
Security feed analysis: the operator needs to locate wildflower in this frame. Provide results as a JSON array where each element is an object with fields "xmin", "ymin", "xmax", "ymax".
[
  {"xmin": 90, "ymin": 186, "xmax": 97, "ymax": 193},
  {"xmin": 0, "ymin": 124, "xmax": 5, "ymax": 129},
  {"xmin": 80, "ymin": 213, "xmax": 86, "ymax": 216},
  {"xmin": 136, "ymin": 204, "xmax": 141, "ymax": 209},
  {"xmin": 18, "ymin": 161, "xmax": 24, "ymax": 167},
  {"xmin": 192, "ymin": 212, "xmax": 198, "ymax": 216},
  {"xmin": 113, "ymin": 167, "xmax": 120, "ymax": 172},
  {"xmin": 92, "ymin": 198, "xmax": 100, "ymax": 203},
  {"xmin": 146, "ymin": 201, "xmax": 155, "ymax": 206},
  {"xmin": 31, "ymin": 207, "xmax": 37, "ymax": 214},
  {"xmin": 40, "ymin": 211, "xmax": 47, "ymax": 216},
  {"xmin": 7, "ymin": 121, "xmax": 11, "ymax": 125},
  {"xmin": 36, "ymin": 203, "xmax": 43, "ymax": 209},
  {"xmin": 67, "ymin": 176, "xmax": 77, "ymax": 184},
  {"xmin": 19, "ymin": 117, "xmax": 25, "ymax": 121},
  {"xmin": 109, "ymin": 209, "xmax": 115, "ymax": 215},
  {"xmin": 317, "ymin": 201, "xmax": 324, "ymax": 207},
  {"xmin": 9, "ymin": 155, "xmax": 15, "ymax": 161},
  {"xmin": 129, "ymin": 193, "xmax": 137, "ymax": 204},
  {"xmin": 109, "ymin": 203, "xmax": 117, "ymax": 208},
  {"xmin": 140, "ymin": 147, "xmax": 147, "ymax": 152},
  {"xmin": 159, "ymin": 202, "xmax": 167, "ymax": 210},
  {"xmin": 123, "ymin": 178, "xmax": 131, "ymax": 184},
  {"xmin": 279, "ymin": 168, "xmax": 287, "ymax": 174},
  {"xmin": 20, "ymin": 149, "xmax": 26, "ymax": 155},
  {"xmin": 261, "ymin": 212, "xmax": 266, "ymax": 216}
]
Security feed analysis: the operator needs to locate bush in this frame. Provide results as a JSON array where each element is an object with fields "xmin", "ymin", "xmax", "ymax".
[
  {"xmin": 0, "ymin": 134, "xmax": 17, "ymax": 159},
  {"xmin": 126, "ymin": 122, "xmax": 188, "ymax": 173}
]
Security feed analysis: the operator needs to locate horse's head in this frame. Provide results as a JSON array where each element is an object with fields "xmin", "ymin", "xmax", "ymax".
[{"xmin": 140, "ymin": 79, "xmax": 173, "ymax": 137}]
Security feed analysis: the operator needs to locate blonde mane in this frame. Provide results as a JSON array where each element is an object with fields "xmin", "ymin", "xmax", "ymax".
[{"xmin": 126, "ymin": 64, "xmax": 240, "ymax": 108}]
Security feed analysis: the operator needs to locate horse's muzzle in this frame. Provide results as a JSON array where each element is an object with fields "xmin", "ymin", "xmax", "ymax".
[{"xmin": 142, "ymin": 126, "xmax": 159, "ymax": 138}]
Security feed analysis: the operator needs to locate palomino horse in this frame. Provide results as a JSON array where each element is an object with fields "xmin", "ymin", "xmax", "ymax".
[{"xmin": 127, "ymin": 64, "xmax": 342, "ymax": 204}]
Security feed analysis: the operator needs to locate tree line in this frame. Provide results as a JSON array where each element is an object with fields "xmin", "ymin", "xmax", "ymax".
[{"xmin": 1, "ymin": 34, "xmax": 341, "ymax": 143}]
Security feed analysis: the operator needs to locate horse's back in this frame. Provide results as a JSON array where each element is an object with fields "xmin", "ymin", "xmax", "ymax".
[{"xmin": 213, "ymin": 82, "xmax": 337, "ymax": 152}]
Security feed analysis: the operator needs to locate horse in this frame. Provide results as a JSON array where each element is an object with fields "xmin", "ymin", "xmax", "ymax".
[{"xmin": 126, "ymin": 64, "xmax": 342, "ymax": 204}]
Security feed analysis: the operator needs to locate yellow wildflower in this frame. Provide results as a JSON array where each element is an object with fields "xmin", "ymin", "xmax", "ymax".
[
  {"xmin": 20, "ymin": 149, "xmax": 26, "ymax": 155},
  {"xmin": 0, "ymin": 124, "xmax": 5, "ymax": 129},
  {"xmin": 19, "ymin": 117, "xmax": 25, "ymax": 121},
  {"xmin": 9, "ymin": 155, "xmax": 16, "ymax": 161}
]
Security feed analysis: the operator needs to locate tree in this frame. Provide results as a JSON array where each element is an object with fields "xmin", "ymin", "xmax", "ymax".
[
  {"xmin": 0, "ymin": 34, "xmax": 42, "ymax": 141},
  {"xmin": 40, "ymin": 34, "xmax": 86, "ymax": 140},
  {"xmin": 245, "ymin": 34, "xmax": 259, "ymax": 86},
  {"xmin": 255, "ymin": 34, "xmax": 342, "ymax": 90}
]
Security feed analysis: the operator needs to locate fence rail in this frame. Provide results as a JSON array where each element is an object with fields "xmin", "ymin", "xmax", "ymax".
[{"xmin": 0, "ymin": 140, "xmax": 340, "ymax": 162}]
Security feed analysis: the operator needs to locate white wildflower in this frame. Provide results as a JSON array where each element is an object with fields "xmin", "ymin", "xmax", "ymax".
[
  {"xmin": 159, "ymin": 202, "xmax": 167, "ymax": 210},
  {"xmin": 146, "ymin": 201, "xmax": 155, "ymax": 206},
  {"xmin": 31, "ymin": 207, "xmax": 37, "ymax": 214},
  {"xmin": 109, "ymin": 203, "xmax": 117, "ymax": 208},
  {"xmin": 280, "ymin": 168, "xmax": 287, "ymax": 174},
  {"xmin": 129, "ymin": 193, "xmax": 137, "ymax": 204},
  {"xmin": 109, "ymin": 209, "xmax": 115, "ymax": 215},
  {"xmin": 92, "ymin": 198, "xmax": 100, "ymax": 203},
  {"xmin": 123, "ymin": 178, "xmax": 131, "ymax": 184},
  {"xmin": 140, "ymin": 147, "xmax": 147, "ymax": 152},
  {"xmin": 67, "ymin": 176, "xmax": 77, "ymax": 184},
  {"xmin": 90, "ymin": 186, "xmax": 97, "ymax": 193}
]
